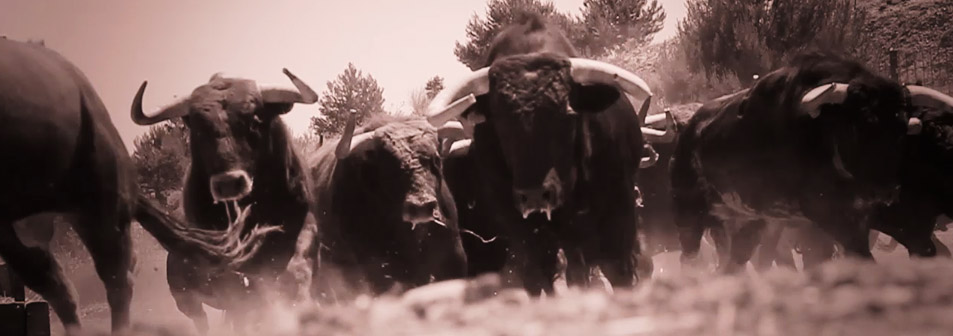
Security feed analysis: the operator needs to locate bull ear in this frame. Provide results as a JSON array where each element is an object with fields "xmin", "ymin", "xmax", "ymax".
[{"xmin": 569, "ymin": 83, "xmax": 621, "ymax": 114}]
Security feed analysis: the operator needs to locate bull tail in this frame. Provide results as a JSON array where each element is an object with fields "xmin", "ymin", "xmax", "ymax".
[{"xmin": 133, "ymin": 194, "xmax": 281, "ymax": 269}]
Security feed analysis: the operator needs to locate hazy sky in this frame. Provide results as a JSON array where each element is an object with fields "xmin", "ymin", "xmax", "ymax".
[{"xmin": 1, "ymin": 0, "xmax": 687, "ymax": 152}]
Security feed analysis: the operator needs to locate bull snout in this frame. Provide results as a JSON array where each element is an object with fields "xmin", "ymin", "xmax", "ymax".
[
  {"xmin": 209, "ymin": 170, "xmax": 253, "ymax": 203},
  {"xmin": 513, "ymin": 186, "xmax": 559, "ymax": 221},
  {"xmin": 403, "ymin": 198, "xmax": 440, "ymax": 227}
]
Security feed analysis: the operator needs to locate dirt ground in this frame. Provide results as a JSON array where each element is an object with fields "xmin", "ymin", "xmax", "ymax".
[{"xmin": 31, "ymin": 228, "xmax": 951, "ymax": 336}]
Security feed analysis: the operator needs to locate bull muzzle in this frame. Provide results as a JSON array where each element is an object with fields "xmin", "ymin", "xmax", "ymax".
[
  {"xmin": 513, "ymin": 168, "xmax": 564, "ymax": 221},
  {"xmin": 209, "ymin": 170, "xmax": 253, "ymax": 203},
  {"xmin": 403, "ymin": 198, "xmax": 441, "ymax": 229}
]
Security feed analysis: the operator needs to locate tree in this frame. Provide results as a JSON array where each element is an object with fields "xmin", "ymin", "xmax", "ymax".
[
  {"xmin": 578, "ymin": 0, "xmax": 666, "ymax": 54},
  {"xmin": 424, "ymin": 76, "xmax": 444, "ymax": 99},
  {"xmin": 678, "ymin": 0, "xmax": 870, "ymax": 85},
  {"xmin": 453, "ymin": 0, "xmax": 666, "ymax": 70},
  {"xmin": 309, "ymin": 63, "xmax": 386, "ymax": 137},
  {"xmin": 132, "ymin": 118, "xmax": 190, "ymax": 208},
  {"xmin": 454, "ymin": 0, "xmax": 581, "ymax": 70}
]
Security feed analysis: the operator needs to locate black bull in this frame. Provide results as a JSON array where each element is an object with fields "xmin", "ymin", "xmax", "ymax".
[
  {"xmin": 308, "ymin": 114, "xmax": 467, "ymax": 299},
  {"xmin": 0, "ymin": 38, "xmax": 271, "ymax": 333},
  {"xmin": 671, "ymin": 53, "xmax": 953, "ymax": 273},
  {"xmin": 130, "ymin": 70, "xmax": 320, "ymax": 333},
  {"xmin": 424, "ymin": 14, "xmax": 671, "ymax": 295}
]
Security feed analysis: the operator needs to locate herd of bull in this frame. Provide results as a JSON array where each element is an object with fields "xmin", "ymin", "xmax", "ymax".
[{"xmin": 4, "ymin": 13, "xmax": 953, "ymax": 335}]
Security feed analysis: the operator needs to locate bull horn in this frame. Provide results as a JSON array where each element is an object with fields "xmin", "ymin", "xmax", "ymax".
[
  {"xmin": 335, "ymin": 109, "xmax": 376, "ymax": 159},
  {"xmin": 336, "ymin": 109, "xmax": 359, "ymax": 158},
  {"xmin": 642, "ymin": 127, "xmax": 675, "ymax": 143},
  {"xmin": 130, "ymin": 81, "xmax": 190, "ymax": 126},
  {"xmin": 645, "ymin": 109, "xmax": 674, "ymax": 127},
  {"xmin": 907, "ymin": 85, "xmax": 953, "ymax": 113},
  {"xmin": 800, "ymin": 83, "xmax": 849, "ymax": 118},
  {"xmin": 438, "ymin": 120, "xmax": 468, "ymax": 143},
  {"xmin": 447, "ymin": 139, "xmax": 472, "ymax": 158},
  {"xmin": 568, "ymin": 58, "xmax": 653, "ymax": 104},
  {"xmin": 426, "ymin": 68, "xmax": 491, "ymax": 127},
  {"xmin": 640, "ymin": 144, "xmax": 659, "ymax": 168},
  {"xmin": 259, "ymin": 68, "xmax": 319, "ymax": 105}
]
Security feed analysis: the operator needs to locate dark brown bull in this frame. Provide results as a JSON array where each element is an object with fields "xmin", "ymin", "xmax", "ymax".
[
  {"xmin": 425, "ymin": 14, "xmax": 666, "ymax": 295},
  {"xmin": 671, "ymin": 53, "xmax": 953, "ymax": 274},
  {"xmin": 0, "ymin": 38, "xmax": 269, "ymax": 334},
  {"xmin": 130, "ymin": 70, "xmax": 318, "ymax": 333},
  {"xmin": 308, "ymin": 113, "xmax": 467, "ymax": 300}
]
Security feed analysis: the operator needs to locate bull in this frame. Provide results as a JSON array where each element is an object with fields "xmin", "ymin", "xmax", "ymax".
[
  {"xmin": 130, "ymin": 70, "xmax": 318, "ymax": 333},
  {"xmin": 671, "ymin": 52, "xmax": 953, "ymax": 273},
  {"xmin": 424, "ymin": 14, "xmax": 667, "ymax": 295},
  {"xmin": 308, "ymin": 113, "xmax": 468, "ymax": 299},
  {"xmin": 0, "ymin": 38, "xmax": 269, "ymax": 334}
]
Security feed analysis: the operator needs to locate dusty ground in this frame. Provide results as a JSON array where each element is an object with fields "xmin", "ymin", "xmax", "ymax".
[{"xmin": 32, "ymin": 229, "xmax": 953, "ymax": 336}]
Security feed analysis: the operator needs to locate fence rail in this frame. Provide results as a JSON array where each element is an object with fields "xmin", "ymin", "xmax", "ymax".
[{"xmin": 878, "ymin": 48, "xmax": 953, "ymax": 94}]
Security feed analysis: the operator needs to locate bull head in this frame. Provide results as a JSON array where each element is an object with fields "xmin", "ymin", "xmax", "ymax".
[
  {"xmin": 130, "ymin": 69, "xmax": 318, "ymax": 203},
  {"xmin": 797, "ymin": 81, "xmax": 953, "ymax": 201},
  {"xmin": 335, "ymin": 113, "xmax": 460, "ymax": 227},
  {"xmin": 798, "ymin": 82, "xmax": 953, "ymax": 133},
  {"xmin": 425, "ymin": 56, "xmax": 654, "ymax": 219}
]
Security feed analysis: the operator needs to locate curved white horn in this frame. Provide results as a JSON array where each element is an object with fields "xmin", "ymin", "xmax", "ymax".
[
  {"xmin": 259, "ymin": 68, "xmax": 318, "ymax": 104},
  {"xmin": 800, "ymin": 83, "xmax": 849, "ymax": 118},
  {"xmin": 568, "ymin": 58, "xmax": 653, "ymax": 103},
  {"xmin": 640, "ymin": 144, "xmax": 659, "ymax": 169},
  {"xmin": 447, "ymin": 139, "xmax": 472, "ymax": 158},
  {"xmin": 907, "ymin": 85, "xmax": 953, "ymax": 113},
  {"xmin": 336, "ymin": 109, "xmax": 359, "ymax": 158},
  {"xmin": 642, "ymin": 127, "xmax": 675, "ymax": 143},
  {"xmin": 130, "ymin": 81, "xmax": 190, "ymax": 126},
  {"xmin": 426, "ymin": 68, "xmax": 490, "ymax": 127},
  {"xmin": 645, "ymin": 110, "xmax": 673, "ymax": 127},
  {"xmin": 438, "ymin": 120, "xmax": 468, "ymax": 142}
]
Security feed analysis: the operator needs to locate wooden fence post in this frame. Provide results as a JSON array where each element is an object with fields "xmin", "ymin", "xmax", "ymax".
[
  {"xmin": 0, "ymin": 263, "xmax": 25, "ymax": 301},
  {"xmin": 0, "ymin": 263, "xmax": 50, "ymax": 336},
  {"xmin": 889, "ymin": 48, "xmax": 900, "ymax": 82}
]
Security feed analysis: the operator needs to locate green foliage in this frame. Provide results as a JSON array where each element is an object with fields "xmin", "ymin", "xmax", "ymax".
[
  {"xmin": 132, "ymin": 118, "xmax": 190, "ymax": 209},
  {"xmin": 424, "ymin": 76, "xmax": 444, "ymax": 100},
  {"xmin": 678, "ymin": 0, "xmax": 871, "ymax": 85},
  {"xmin": 309, "ymin": 63, "xmax": 386, "ymax": 137},
  {"xmin": 454, "ymin": 0, "xmax": 572, "ymax": 70},
  {"xmin": 578, "ymin": 0, "xmax": 666, "ymax": 54},
  {"xmin": 453, "ymin": 0, "xmax": 666, "ymax": 70}
]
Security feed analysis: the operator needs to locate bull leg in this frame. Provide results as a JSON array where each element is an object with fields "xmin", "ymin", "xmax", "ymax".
[
  {"xmin": 71, "ymin": 209, "xmax": 136, "ymax": 332},
  {"xmin": 511, "ymin": 236, "xmax": 560, "ymax": 296},
  {"xmin": 171, "ymin": 291, "xmax": 209, "ymax": 335},
  {"xmin": 821, "ymin": 221, "xmax": 873, "ymax": 260},
  {"xmin": 707, "ymin": 225, "xmax": 730, "ymax": 269},
  {"xmin": 285, "ymin": 214, "xmax": 318, "ymax": 303},
  {"xmin": 596, "ymin": 211, "xmax": 639, "ymax": 289},
  {"xmin": 751, "ymin": 223, "xmax": 785, "ymax": 272},
  {"xmin": 720, "ymin": 220, "xmax": 767, "ymax": 274},
  {"xmin": 563, "ymin": 247, "xmax": 589, "ymax": 288},
  {"xmin": 799, "ymin": 226, "xmax": 836, "ymax": 269},
  {"xmin": 0, "ymin": 220, "xmax": 81, "ymax": 333}
]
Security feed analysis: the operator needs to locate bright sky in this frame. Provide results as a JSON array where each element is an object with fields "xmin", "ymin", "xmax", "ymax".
[{"xmin": 0, "ymin": 0, "xmax": 687, "ymax": 152}]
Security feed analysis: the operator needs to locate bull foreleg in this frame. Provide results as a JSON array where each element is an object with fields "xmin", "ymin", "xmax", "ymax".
[
  {"xmin": 720, "ymin": 220, "xmax": 767, "ymax": 274},
  {"xmin": 285, "ymin": 214, "xmax": 319, "ymax": 304},
  {"xmin": 510, "ymin": 232, "xmax": 561, "ymax": 297}
]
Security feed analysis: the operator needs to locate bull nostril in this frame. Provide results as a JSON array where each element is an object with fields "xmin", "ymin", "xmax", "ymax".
[
  {"xmin": 520, "ymin": 194, "xmax": 529, "ymax": 204},
  {"xmin": 542, "ymin": 190, "xmax": 552, "ymax": 202}
]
